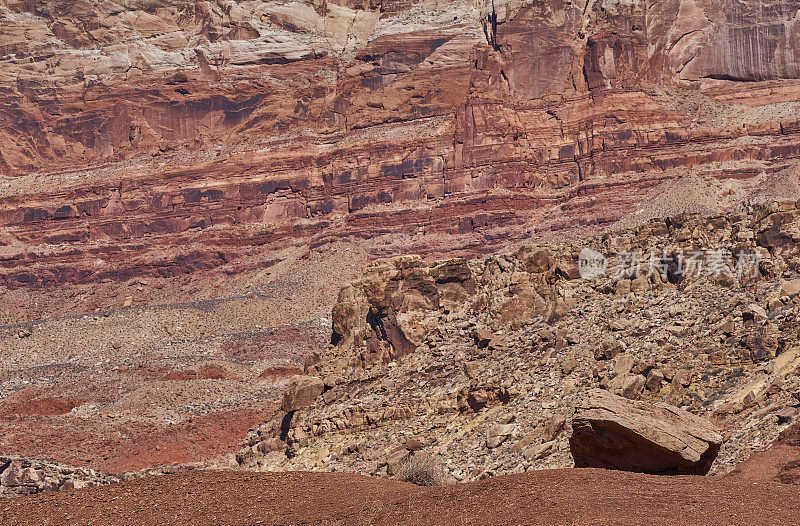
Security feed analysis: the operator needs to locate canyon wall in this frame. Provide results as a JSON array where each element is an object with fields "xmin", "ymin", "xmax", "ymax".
[{"xmin": 2, "ymin": 0, "xmax": 800, "ymax": 320}]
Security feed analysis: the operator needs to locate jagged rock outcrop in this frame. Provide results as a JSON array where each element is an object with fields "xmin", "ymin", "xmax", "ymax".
[
  {"xmin": 569, "ymin": 389, "xmax": 722, "ymax": 475},
  {"xmin": 236, "ymin": 200, "xmax": 800, "ymax": 479},
  {"xmin": 282, "ymin": 375, "xmax": 325, "ymax": 412},
  {"xmin": 3, "ymin": 1, "xmax": 800, "ymax": 324},
  {"xmin": 0, "ymin": 455, "xmax": 117, "ymax": 498}
]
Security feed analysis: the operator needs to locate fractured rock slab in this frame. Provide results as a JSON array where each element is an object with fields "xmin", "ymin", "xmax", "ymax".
[
  {"xmin": 569, "ymin": 389, "xmax": 722, "ymax": 475},
  {"xmin": 281, "ymin": 376, "xmax": 325, "ymax": 412},
  {"xmin": 0, "ymin": 456, "xmax": 117, "ymax": 498}
]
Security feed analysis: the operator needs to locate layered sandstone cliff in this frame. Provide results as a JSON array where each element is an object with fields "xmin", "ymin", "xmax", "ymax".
[{"xmin": 2, "ymin": 0, "xmax": 800, "ymax": 322}]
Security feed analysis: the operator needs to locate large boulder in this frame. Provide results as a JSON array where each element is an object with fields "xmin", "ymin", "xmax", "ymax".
[
  {"xmin": 569, "ymin": 389, "xmax": 722, "ymax": 475},
  {"xmin": 281, "ymin": 376, "xmax": 324, "ymax": 412}
]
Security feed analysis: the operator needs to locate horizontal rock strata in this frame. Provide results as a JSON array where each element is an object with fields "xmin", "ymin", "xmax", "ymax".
[{"xmin": 3, "ymin": 1, "xmax": 800, "ymax": 321}]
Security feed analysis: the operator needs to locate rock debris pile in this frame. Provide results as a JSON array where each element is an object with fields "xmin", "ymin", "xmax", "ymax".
[{"xmin": 239, "ymin": 201, "xmax": 800, "ymax": 480}]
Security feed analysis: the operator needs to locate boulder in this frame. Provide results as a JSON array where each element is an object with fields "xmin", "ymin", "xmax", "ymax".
[
  {"xmin": 620, "ymin": 374, "xmax": 646, "ymax": 399},
  {"xmin": 281, "ymin": 375, "xmax": 325, "ymax": 412},
  {"xmin": 486, "ymin": 424, "xmax": 515, "ymax": 448},
  {"xmin": 404, "ymin": 437, "xmax": 426, "ymax": 451},
  {"xmin": 569, "ymin": 389, "xmax": 722, "ymax": 475},
  {"xmin": 472, "ymin": 328, "xmax": 493, "ymax": 348},
  {"xmin": 522, "ymin": 440, "xmax": 557, "ymax": 461},
  {"xmin": 544, "ymin": 413, "xmax": 566, "ymax": 441},
  {"xmin": 645, "ymin": 369, "xmax": 664, "ymax": 391},
  {"xmin": 595, "ymin": 335, "xmax": 622, "ymax": 360},
  {"xmin": 780, "ymin": 279, "xmax": 800, "ymax": 297}
]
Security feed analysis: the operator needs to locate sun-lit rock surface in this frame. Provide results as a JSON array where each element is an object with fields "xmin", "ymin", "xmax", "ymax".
[
  {"xmin": 3, "ymin": 0, "xmax": 800, "ymax": 482},
  {"xmin": 2, "ymin": 0, "xmax": 800, "ymax": 323}
]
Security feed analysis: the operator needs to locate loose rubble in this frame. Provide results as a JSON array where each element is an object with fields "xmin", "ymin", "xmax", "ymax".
[
  {"xmin": 0, "ymin": 456, "xmax": 117, "ymax": 498},
  {"xmin": 238, "ymin": 201, "xmax": 800, "ymax": 481}
]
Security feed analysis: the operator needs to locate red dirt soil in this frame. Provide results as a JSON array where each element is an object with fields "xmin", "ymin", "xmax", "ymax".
[
  {"xmin": 0, "ymin": 397, "xmax": 83, "ymax": 417},
  {"xmin": 0, "ymin": 408, "xmax": 275, "ymax": 473},
  {"xmin": 2, "ymin": 468, "xmax": 799, "ymax": 525},
  {"xmin": 730, "ymin": 422, "xmax": 800, "ymax": 485}
]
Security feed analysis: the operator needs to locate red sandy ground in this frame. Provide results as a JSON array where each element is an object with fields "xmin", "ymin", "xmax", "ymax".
[
  {"xmin": 0, "ymin": 308, "xmax": 319, "ymax": 473},
  {"xmin": 1, "ymin": 468, "xmax": 798, "ymax": 525},
  {"xmin": 0, "ymin": 408, "xmax": 274, "ymax": 473},
  {"xmin": 730, "ymin": 423, "xmax": 800, "ymax": 485},
  {"xmin": 2, "ymin": 423, "xmax": 799, "ymax": 525}
]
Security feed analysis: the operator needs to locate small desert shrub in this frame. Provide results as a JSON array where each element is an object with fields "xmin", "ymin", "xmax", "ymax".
[{"xmin": 394, "ymin": 453, "xmax": 448, "ymax": 487}]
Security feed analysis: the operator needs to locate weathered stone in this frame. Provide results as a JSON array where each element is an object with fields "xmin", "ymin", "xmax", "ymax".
[
  {"xmin": 544, "ymin": 413, "xmax": 566, "ymax": 442},
  {"xmin": 774, "ymin": 347, "xmax": 800, "ymax": 378},
  {"xmin": 0, "ymin": 456, "xmax": 117, "ymax": 498},
  {"xmin": 631, "ymin": 277, "xmax": 649, "ymax": 295},
  {"xmin": 570, "ymin": 389, "xmax": 722, "ymax": 475},
  {"xmin": 472, "ymin": 329, "xmax": 493, "ymax": 349},
  {"xmin": 511, "ymin": 430, "xmax": 543, "ymax": 453},
  {"xmin": 281, "ymin": 376, "xmax": 325, "ymax": 412},
  {"xmin": 404, "ymin": 437, "xmax": 426, "ymax": 451},
  {"xmin": 385, "ymin": 448, "xmax": 409, "ymax": 475},
  {"xmin": 560, "ymin": 356, "xmax": 578, "ymax": 375},
  {"xmin": 516, "ymin": 247, "xmax": 554, "ymax": 274},
  {"xmin": 256, "ymin": 439, "xmax": 284, "ymax": 454},
  {"xmin": 596, "ymin": 335, "xmax": 622, "ymax": 360},
  {"xmin": 631, "ymin": 360, "xmax": 655, "ymax": 376},
  {"xmin": 464, "ymin": 361, "xmax": 484, "ymax": 379},
  {"xmin": 621, "ymin": 375, "xmax": 646, "ymax": 399},
  {"xmin": 673, "ymin": 369, "xmax": 692, "ymax": 387},
  {"xmin": 645, "ymin": 369, "xmax": 664, "ymax": 392},
  {"xmin": 522, "ymin": 440, "xmax": 557, "ymax": 461},
  {"xmin": 747, "ymin": 303, "xmax": 768, "ymax": 320},
  {"xmin": 547, "ymin": 298, "xmax": 571, "ymax": 323},
  {"xmin": 781, "ymin": 279, "xmax": 800, "ymax": 298},
  {"xmin": 613, "ymin": 355, "xmax": 635, "ymax": 377},
  {"xmin": 486, "ymin": 424, "xmax": 516, "ymax": 449},
  {"xmin": 614, "ymin": 280, "xmax": 631, "ymax": 297}
]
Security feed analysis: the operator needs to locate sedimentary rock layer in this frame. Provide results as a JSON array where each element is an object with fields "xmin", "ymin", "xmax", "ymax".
[
  {"xmin": 2, "ymin": 1, "xmax": 800, "ymax": 321},
  {"xmin": 569, "ymin": 389, "xmax": 722, "ymax": 475}
]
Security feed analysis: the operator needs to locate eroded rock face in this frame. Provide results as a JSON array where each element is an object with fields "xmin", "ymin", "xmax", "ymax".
[
  {"xmin": 569, "ymin": 389, "xmax": 722, "ymax": 475},
  {"xmin": 330, "ymin": 256, "xmax": 481, "ymax": 367},
  {"xmin": 282, "ymin": 375, "xmax": 325, "ymax": 412},
  {"xmin": 3, "ymin": 1, "xmax": 800, "ymax": 323}
]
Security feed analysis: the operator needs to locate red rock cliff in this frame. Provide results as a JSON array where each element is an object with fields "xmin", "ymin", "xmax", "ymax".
[{"xmin": 2, "ymin": 0, "xmax": 800, "ymax": 320}]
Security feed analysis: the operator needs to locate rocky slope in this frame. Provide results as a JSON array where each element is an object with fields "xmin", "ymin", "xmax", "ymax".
[
  {"xmin": 3, "ymin": 0, "xmax": 800, "ymax": 323},
  {"xmin": 238, "ymin": 200, "xmax": 800, "ymax": 480},
  {"xmin": 0, "ymin": 286, "xmax": 331, "ymax": 473},
  {"xmin": 4, "ymin": 0, "xmax": 800, "ymax": 483}
]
